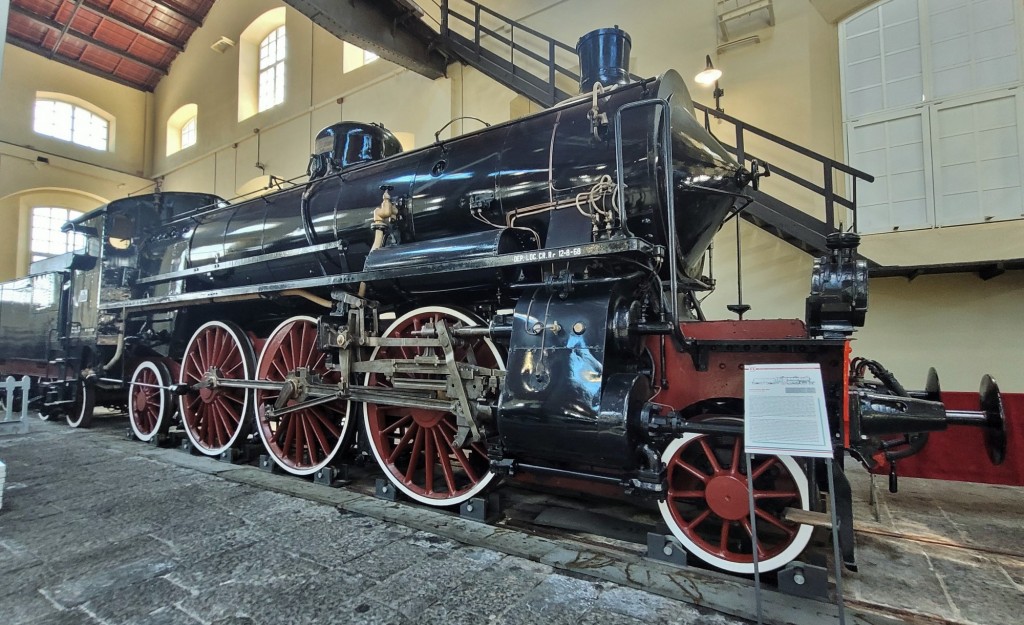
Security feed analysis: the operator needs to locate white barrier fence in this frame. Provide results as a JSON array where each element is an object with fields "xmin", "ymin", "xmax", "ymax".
[{"xmin": 1, "ymin": 375, "xmax": 32, "ymax": 436}]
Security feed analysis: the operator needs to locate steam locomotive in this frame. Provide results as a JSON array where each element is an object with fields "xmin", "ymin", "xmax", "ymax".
[{"xmin": 0, "ymin": 28, "xmax": 1008, "ymax": 575}]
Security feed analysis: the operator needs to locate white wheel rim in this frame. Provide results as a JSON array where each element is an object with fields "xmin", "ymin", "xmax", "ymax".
[
  {"xmin": 658, "ymin": 433, "xmax": 814, "ymax": 574},
  {"xmin": 178, "ymin": 320, "xmax": 252, "ymax": 455},
  {"xmin": 255, "ymin": 316, "xmax": 352, "ymax": 476},
  {"xmin": 67, "ymin": 381, "xmax": 91, "ymax": 427},
  {"xmin": 128, "ymin": 361, "xmax": 167, "ymax": 442},
  {"xmin": 363, "ymin": 306, "xmax": 500, "ymax": 506}
]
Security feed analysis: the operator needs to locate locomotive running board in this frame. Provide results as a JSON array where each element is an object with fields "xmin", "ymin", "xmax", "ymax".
[{"xmin": 107, "ymin": 238, "xmax": 656, "ymax": 312}]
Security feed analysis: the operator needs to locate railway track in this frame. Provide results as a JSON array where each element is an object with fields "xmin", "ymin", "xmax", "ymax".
[{"xmin": 70, "ymin": 413, "xmax": 1020, "ymax": 625}]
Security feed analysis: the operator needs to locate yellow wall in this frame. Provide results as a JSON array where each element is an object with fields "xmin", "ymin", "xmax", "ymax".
[
  {"xmin": 0, "ymin": 0, "xmax": 1019, "ymax": 391},
  {"xmin": 0, "ymin": 143, "xmax": 150, "ymax": 280},
  {"xmin": 0, "ymin": 46, "xmax": 150, "ymax": 176},
  {"xmin": 0, "ymin": 45, "xmax": 151, "ymax": 281}
]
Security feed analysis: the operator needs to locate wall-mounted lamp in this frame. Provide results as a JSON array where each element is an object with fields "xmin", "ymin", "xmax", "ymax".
[{"xmin": 695, "ymin": 54, "xmax": 725, "ymax": 112}]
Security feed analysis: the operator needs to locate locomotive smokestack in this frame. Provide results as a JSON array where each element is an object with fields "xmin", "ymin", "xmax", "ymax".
[{"xmin": 576, "ymin": 27, "xmax": 632, "ymax": 93}]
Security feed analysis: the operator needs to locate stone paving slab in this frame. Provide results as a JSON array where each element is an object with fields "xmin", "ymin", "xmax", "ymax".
[
  {"xmin": 4, "ymin": 417, "xmax": 1021, "ymax": 625},
  {"xmin": 0, "ymin": 420, "xmax": 759, "ymax": 625}
]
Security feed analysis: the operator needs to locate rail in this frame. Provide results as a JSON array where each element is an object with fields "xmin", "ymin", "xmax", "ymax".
[
  {"xmin": 435, "ymin": 0, "xmax": 875, "ymax": 233},
  {"xmin": 693, "ymin": 103, "xmax": 874, "ymax": 232},
  {"xmin": 439, "ymin": 0, "xmax": 579, "ymax": 106}
]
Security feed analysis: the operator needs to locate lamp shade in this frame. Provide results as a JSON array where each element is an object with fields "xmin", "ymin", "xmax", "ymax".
[{"xmin": 694, "ymin": 55, "xmax": 722, "ymax": 86}]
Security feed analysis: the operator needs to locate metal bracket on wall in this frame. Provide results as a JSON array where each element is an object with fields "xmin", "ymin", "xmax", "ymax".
[{"xmin": 717, "ymin": 0, "xmax": 775, "ymax": 43}]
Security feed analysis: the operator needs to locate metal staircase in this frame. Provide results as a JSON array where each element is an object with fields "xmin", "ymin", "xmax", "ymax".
[{"xmin": 435, "ymin": 0, "xmax": 877, "ymax": 263}]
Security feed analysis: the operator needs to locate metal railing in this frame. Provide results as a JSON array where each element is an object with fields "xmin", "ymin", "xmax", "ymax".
[
  {"xmin": 693, "ymin": 103, "xmax": 874, "ymax": 232},
  {"xmin": 434, "ymin": 0, "xmax": 875, "ymax": 234},
  {"xmin": 440, "ymin": 0, "xmax": 579, "ymax": 106}
]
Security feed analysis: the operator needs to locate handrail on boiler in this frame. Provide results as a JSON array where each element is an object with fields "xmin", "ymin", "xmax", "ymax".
[{"xmin": 613, "ymin": 98, "xmax": 678, "ymax": 329}]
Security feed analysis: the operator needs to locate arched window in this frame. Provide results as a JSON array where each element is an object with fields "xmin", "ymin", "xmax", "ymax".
[
  {"xmin": 259, "ymin": 25, "xmax": 287, "ymax": 112},
  {"xmin": 238, "ymin": 8, "xmax": 287, "ymax": 121},
  {"xmin": 31, "ymin": 207, "xmax": 84, "ymax": 262},
  {"xmin": 33, "ymin": 94, "xmax": 112, "ymax": 151},
  {"xmin": 166, "ymin": 103, "xmax": 199, "ymax": 155},
  {"xmin": 343, "ymin": 41, "xmax": 378, "ymax": 73}
]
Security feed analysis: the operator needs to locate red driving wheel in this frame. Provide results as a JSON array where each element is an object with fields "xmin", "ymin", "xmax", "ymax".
[
  {"xmin": 363, "ymin": 306, "xmax": 501, "ymax": 506},
  {"xmin": 178, "ymin": 321, "xmax": 254, "ymax": 455},
  {"xmin": 254, "ymin": 316, "xmax": 352, "ymax": 475}
]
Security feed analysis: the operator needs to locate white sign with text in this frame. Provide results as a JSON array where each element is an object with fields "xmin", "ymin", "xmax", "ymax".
[{"xmin": 743, "ymin": 363, "xmax": 834, "ymax": 458}]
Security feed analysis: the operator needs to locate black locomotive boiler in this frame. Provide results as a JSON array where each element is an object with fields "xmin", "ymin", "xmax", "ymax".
[{"xmin": 0, "ymin": 28, "xmax": 1009, "ymax": 575}]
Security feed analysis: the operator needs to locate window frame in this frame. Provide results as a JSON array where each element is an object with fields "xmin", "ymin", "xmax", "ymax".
[
  {"xmin": 180, "ymin": 116, "xmax": 197, "ymax": 150},
  {"xmin": 32, "ymin": 95, "xmax": 112, "ymax": 151},
  {"xmin": 166, "ymin": 103, "xmax": 198, "ymax": 156},
  {"xmin": 258, "ymin": 25, "xmax": 287, "ymax": 113},
  {"xmin": 30, "ymin": 206, "xmax": 85, "ymax": 263}
]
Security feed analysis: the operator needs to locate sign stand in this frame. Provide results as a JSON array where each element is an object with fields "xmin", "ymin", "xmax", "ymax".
[{"xmin": 743, "ymin": 364, "xmax": 846, "ymax": 625}]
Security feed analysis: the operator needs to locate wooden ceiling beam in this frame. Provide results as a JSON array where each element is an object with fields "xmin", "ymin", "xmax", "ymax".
[
  {"xmin": 11, "ymin": 5, "xmax": 167, "ymax": 76},
  {"xmin": 7, "ymin": 37, "xmax": 154, "ymax": 90},
  {"xmin": 146, "ymin": 0, "xmax": 202, "ymax": 29},
  {"xmin": 82, "ymin": 2, "xmax": 186, "ymax": 52}
]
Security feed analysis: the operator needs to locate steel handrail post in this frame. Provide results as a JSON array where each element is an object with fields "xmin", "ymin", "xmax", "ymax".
[
  {"xmin": 548, "ymin": 40, "xmax": 556, "ymax": 104},
  {"xmin": 824, "ymin": 162, "xmax": 835, "ymax": 229},
  {"xmin": 614, "ymin": 99, "xmax": 676, "ymax": 325},
  {"xmin": 474, "ymin": 4, "xmax": 480, "ymax": 47}
]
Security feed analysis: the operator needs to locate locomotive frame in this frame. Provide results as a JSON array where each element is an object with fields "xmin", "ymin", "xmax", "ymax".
[{"xmin": 0, "ymin": 28, "xmax": 1010, "ymax": 577}]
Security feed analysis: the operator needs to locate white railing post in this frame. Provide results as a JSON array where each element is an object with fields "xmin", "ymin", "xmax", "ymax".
[{"xmin": 0, "ymin": 376, "xmax": 32, "ymax": 435}]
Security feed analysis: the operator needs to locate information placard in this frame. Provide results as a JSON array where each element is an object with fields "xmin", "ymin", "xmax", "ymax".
[{"xmin": 743, "ymin": 363, "xmax": 834, "ymax": 458}]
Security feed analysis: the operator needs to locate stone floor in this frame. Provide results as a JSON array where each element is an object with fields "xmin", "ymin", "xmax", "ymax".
[
  {"xmin": 0, "ymin": 418, "xmax": 747, "ymax": 625},
  {"xmin": 2, "ymin": 414, "xmax": 1022, "ymax": 625},
  {"xmin": 846, "ymin": 470, "xmax": 1024, "ymax": 625}
]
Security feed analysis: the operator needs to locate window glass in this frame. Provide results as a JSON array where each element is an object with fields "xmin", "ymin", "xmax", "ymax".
[
  {"xmin": 181, "ymin": 116, "xmax": 197, "ymax": 149},
  {"xmin": 258, "ymin": 26, "xmax": 287, "ymax": 112},
  {"xmin": 31, "ymin": 207, "xmax": 85, "ymax": 262},
  {"xmin": 34, "ymin": 99, "xmax": 109, "ymax": 150},
  {"xmin": 343, "ymin": 41, "xmax": 379, "ymax": 73}
]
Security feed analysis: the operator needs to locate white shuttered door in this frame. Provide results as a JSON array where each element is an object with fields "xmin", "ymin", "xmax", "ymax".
[
  {"xmin": 933, "ymin": 92, "xmax": 1024, "ymax": 225},
  {"xmin": 849, "ymin": 112, "xmax": 932, "ymax": 232},
  {"xmin": 841, "ymin": 0, "xmax": 1024, "ymax": 233}
]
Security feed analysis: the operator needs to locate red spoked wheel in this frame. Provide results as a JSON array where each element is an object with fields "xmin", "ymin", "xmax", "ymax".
[
  {"xmin": 254, "ymin": 316, "xmax": 353, "ymax": 475},
  {"xmin": 128, "ymin": 360, "xmax": 173, "ymax": 442},
  {"xmin": 658, "ymin": 430, "xmax": 814, "ymax": 574},
  {"xmin": 363, "ymin": 306, "xmax": 501, "ymax": 506},
  {"xmin": 178, "ymin": 321, "xmax": 255, "ymax": 456}
]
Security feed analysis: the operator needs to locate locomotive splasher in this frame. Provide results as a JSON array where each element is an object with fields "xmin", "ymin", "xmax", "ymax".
[{"xmin": 6, "ymin": 27, "xmax": 1008, "ymax": 578}]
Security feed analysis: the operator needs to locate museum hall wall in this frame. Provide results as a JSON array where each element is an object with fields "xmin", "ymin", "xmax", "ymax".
[{"xmin": 0, "ymin": 0, "xmax": 1018, "ymax": 391}]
